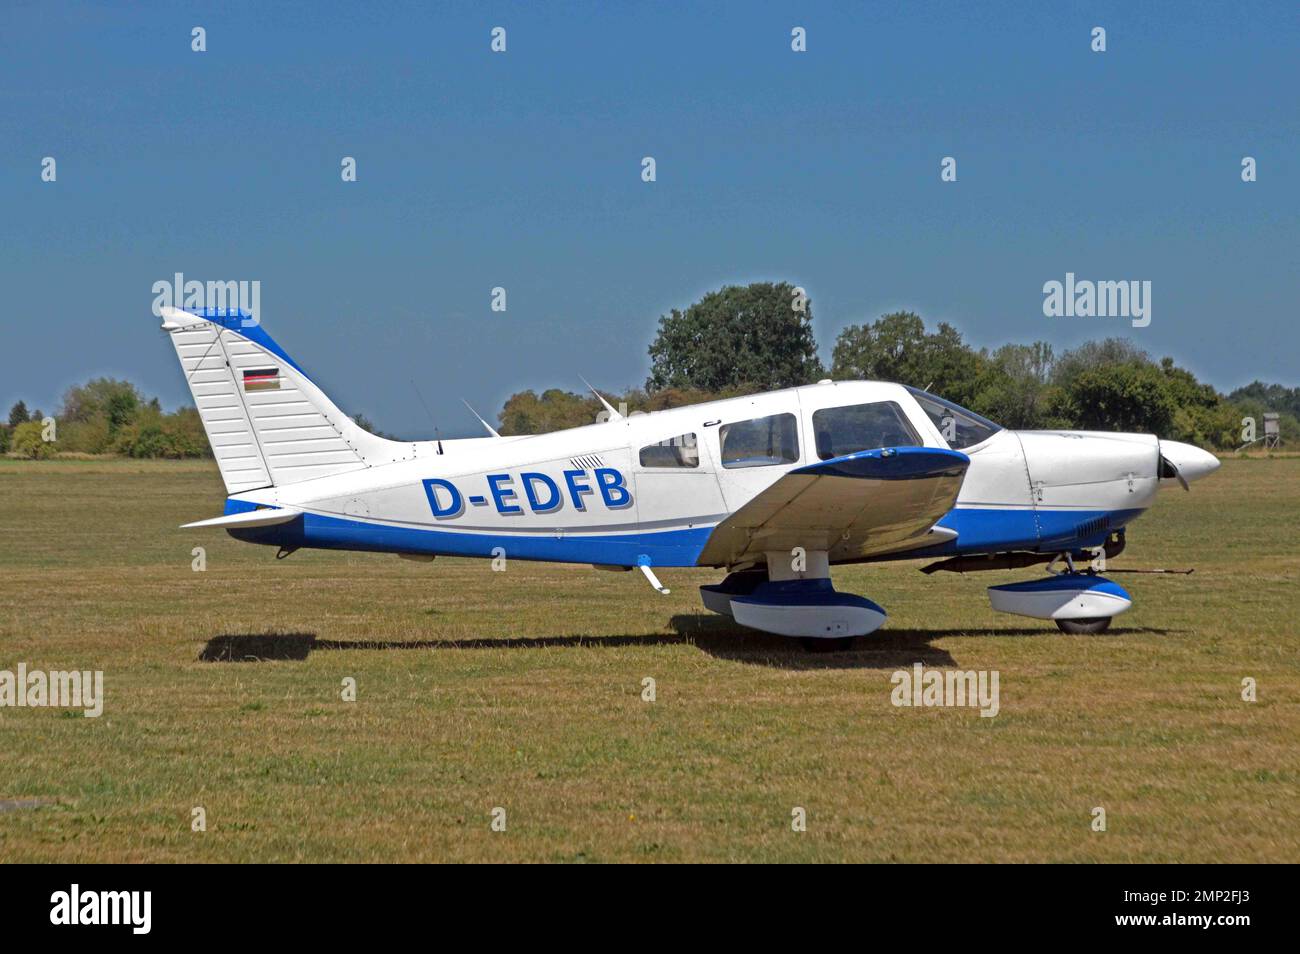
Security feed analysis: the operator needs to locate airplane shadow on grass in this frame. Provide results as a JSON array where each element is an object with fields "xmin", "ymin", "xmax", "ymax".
[
  {"xmin": 198, "ymin": 615, "xmax": 1177, "ymax": 670},
  {"xmin": 665, "ymin": 615, "xmax": 1176, "ymax": 668}
]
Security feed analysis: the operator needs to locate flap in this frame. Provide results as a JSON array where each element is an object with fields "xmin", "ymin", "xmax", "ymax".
[{"xmin": 698, "ymin": 447, "xmax": 968, "ymax": 566}]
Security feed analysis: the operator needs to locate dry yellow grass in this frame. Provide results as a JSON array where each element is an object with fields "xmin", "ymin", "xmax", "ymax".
[{"xmin": 0, "ymin": 457, "xmax": 1297, "ymax": 862}]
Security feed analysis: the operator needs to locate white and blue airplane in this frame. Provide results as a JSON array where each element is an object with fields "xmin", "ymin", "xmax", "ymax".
[{"xmin": 162, "ymin": 307, "xmax": 1220, "ymax": 648}]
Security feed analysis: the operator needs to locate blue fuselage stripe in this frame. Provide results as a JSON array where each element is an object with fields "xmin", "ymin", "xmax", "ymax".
[
  {"xmin": 228, "ymin": 505, "xmax": 1147, "ymax": 567},
  {"xmin": 232, "ymin": 512, "xmax": 714, "ymax": 567},
  {"xmin": 911, "ymin": 506, "xmax": 1145, "ymax": 558}
]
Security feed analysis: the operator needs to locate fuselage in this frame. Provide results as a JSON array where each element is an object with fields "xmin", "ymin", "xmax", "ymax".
[{"xmin": 224, "ymin": 379, "xmax": 1204, "ymax": 569}]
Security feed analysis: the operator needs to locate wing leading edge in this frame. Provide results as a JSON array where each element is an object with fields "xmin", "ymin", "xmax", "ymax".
[{"xmin": 697, "ymin": 446, "xmax": 969, "ymax": 567}]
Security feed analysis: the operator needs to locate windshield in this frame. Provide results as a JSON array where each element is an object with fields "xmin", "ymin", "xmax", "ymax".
[{"xmin": 904, "ymin": 386, "xmax": 1002, "ymax": 449}]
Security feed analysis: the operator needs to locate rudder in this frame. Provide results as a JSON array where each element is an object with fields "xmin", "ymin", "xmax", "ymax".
[{"xmin": 160, "ymin": 307, "xmax": 409, "ymax": 493}]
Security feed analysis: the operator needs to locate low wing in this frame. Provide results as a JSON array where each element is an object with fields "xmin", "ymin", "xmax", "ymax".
[{"xmin": 697, "ymin": 447, "xmax": 969, "ymax": 566}]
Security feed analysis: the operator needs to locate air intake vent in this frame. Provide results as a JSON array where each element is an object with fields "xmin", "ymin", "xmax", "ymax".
[
  {"xmin": 570, "ymin": 454, "xmax": 604, "ymax": 470},
  {"xmin": 1075, "ymin": 515, "xmax": 1110, "ymax": 540}
]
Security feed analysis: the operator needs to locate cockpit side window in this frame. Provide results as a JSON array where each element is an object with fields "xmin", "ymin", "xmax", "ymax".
[
  {"xmin": 904, "ymin": 386, "xmax": 1002, "ymax": 449},
  {"xmin": 639, "ymin": 432, "xmax": 699, "ymax": 468},
  {"xmin": 811, "ymin": 401, "xmax": 920, "ymax": 460},
  {"xmin": 719, "ymin": 413, "xmax": 799, "ymax": 468}
]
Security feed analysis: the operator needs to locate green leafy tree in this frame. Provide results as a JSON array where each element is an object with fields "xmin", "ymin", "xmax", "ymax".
[
  {"xmin": 1228, "ymin": 381, "xmax": 1300, "ymax": 418},
  {"xmin": 1227, "ymin": 381, "xmax": 1300, "ymax": 446},
  {"xmin": 830, "ymin": 312, "xmax": 985, "ymax": 406},
  {"xmin": 166, "ymin": 407, "xmax": 212, "ymax": 457},
  {"xmin": 647, "ymin": 282, "xmax": 822, "ymax": 393},
  {"xmin": 1228, "ymin": 390, "xmax": 1300, "ymax": 447},
  {"xmin": 10, "ymin": 420, "xmax": 54, "ymax": 459},
  {"xmin": 56, "ymin": 416, "xmax": 112, "ymax": 454},
  {"xmin": 1051, "ymin": 338, "xmax": 1151, "ymax": 391},
  {"xmin": 111, "ymin": 404, "xmax": 212, "ymax": 458},
  {"xmin": 498, "ymin": 389, "xmax": 604, "ymax": 435},
  {"xmin": 8, "ymin": 401, "xmax": 30, "ymax": 427},
  {"xmin": 106, "ymin": 391, "xmax": 139, "ymax": 436},
  {"xmin": 60, "ymin": 379, "xmax": 141, "ymax": 423},
  {"xmin": 621, "ymin": 386, "xmax": 725, "ymax": 412},
  {"xmin": 112, "ymin": 419, "xmax": 169, "ymax": 458},
  {"xmin": 59, "ymin": 378, "xmax": 144, "ymax": 442},
  {"xmin": 497, "ymin": 385, "xmax": 730, "ymax": 435},
  {"xmin": 969, "ymin": 342, "xmax": 1058, "ymax": 429},
  {"xmin": 1052, "ymin": 362, "xmax": 1177, "ymax": 435},
  {"xmin": 1157, "ymin": 357, "xmax": 1240, "ymax": 448}
]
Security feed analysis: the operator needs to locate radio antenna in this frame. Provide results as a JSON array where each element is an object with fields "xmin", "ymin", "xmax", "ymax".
[
  {"xmin": 580, "ymin": 375, "xmax": 623, "ymax": 421},
  {"xmin": 461, "ymin": 399, "xmax": 501, "ymax": 438},
  {"xmin": 410, "ymin": 379, "xmax": 443, "ymax": 453}
]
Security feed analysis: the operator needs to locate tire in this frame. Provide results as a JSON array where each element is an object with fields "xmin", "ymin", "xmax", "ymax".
[
  {"xmin": 1055, "ymin": 616, "xmax": 1112, "ymax": 635},
  {"xmin": 799, "ymin": 636, "xmax": 857, "ymax": 652}
]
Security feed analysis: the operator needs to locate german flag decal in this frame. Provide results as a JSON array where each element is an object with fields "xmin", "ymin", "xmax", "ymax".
[{"xmin": 242, "ymin": 367, "xmax": 280, "ymax": 391}]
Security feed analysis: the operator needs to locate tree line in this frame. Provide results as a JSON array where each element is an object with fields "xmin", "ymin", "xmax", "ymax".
[
  {"xmin": 1, "ymin": 380, "xmax": 210, "ymax": 459},
  {"xmin": 4, "ymin": 282, "xmax": 1294, "ymax": 457},
  {"xmin": 501, "ymin": 282, "xmax": 1297, "ymax": 450},
  {"xmin": 0, "ymin": 376, "xmax": 398, "ymax": 459}
]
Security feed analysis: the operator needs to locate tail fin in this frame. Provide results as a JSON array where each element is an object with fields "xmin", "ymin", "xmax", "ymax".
[{"xmin": 160, "ymin": 307, "xmax": 409, "ymax": 493}]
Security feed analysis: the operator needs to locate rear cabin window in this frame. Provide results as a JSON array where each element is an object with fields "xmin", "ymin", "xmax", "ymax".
[
  {"xmin": 639, "ymin": 432, "xmax": 699, "ymax": 468},
  {"xmin": 720, "ymin": 413, "xmax": 799, "ymax": 468},
  {"xmin": 812, "ymin": 401, "xmax": 920, "ymax": 460}
]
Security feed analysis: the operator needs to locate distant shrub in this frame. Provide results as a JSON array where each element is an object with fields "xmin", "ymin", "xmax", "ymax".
[
  {"xmin": 56, "ymin": 416, "xmax": 112, "ymax": 454},
  {"xmin": 10, "ymin": 420, "xmax": 54, "ymax": 459},
  {"xmin": 111, "ymin": 406, "xmax": 211, "ymax": 459}
]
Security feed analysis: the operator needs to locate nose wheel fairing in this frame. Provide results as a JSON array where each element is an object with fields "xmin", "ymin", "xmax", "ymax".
[{"xmin": 987, "ymin": 573, "xmax": 1132, "ymax": 621}]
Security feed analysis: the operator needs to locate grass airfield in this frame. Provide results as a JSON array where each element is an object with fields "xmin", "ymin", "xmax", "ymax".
[{"xmin": 1, "ymin": 457, "xmax": 1297, "ymax": 863}]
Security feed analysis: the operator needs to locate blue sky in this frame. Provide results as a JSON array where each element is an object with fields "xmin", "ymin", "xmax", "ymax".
[{"xmin": 3, "ymin": 1, "xmax": 1297, "ymax": 438}]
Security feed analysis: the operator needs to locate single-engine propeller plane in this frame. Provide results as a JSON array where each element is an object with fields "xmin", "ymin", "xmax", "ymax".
[{"xmin": 163, "ymin": 307, "xmax": 1220, "ymax": 648}]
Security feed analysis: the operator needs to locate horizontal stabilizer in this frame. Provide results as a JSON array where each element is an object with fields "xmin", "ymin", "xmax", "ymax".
[{"xmin": 181, "ymin": 508, "xmax": 302, "ymax": 530}]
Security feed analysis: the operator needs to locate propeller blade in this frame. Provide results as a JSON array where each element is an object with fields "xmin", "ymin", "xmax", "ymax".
[{"xmin": 1160, "ymin": 454, "xmax": 1190, "ymax": 491}]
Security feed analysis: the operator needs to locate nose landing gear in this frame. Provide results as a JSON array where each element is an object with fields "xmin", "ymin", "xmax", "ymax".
[
  {"xmin": 1054, "ymin": 616, "xmax": 1112, "ymax": 635},
  {"xmin": 987, "ymin": 551, "xmax": 1132, "ymax": 634}
]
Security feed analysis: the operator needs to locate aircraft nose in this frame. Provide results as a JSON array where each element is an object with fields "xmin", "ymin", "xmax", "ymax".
[{"xmin": 1159, "ymin": 440, "xmax": 1221, "ymax": 486}]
